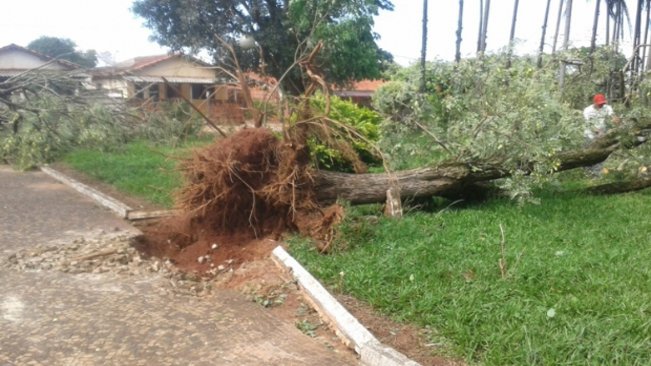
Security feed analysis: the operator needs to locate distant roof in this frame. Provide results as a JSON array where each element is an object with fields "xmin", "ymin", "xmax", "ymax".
[
  {"xmin": 349, "ymin": 79, "xmax": 386, "ymax": 92},
  {"xmin": 113, "ymin": 53, "xmax": 212, "ymax": 71},
  {"xmin": 0, "ymin": 43, "xmax": 81, "ymax": 70}
]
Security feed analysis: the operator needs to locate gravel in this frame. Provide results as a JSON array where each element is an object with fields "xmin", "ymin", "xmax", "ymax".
[{"xmin": 1, "ymin": 233, "xmax": 224, "ymax": 297}]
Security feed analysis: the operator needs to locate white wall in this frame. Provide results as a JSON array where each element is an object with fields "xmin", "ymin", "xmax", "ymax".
[{"xmin": 0, "ymin": 49, "xmax": 68, "ymax": 70}]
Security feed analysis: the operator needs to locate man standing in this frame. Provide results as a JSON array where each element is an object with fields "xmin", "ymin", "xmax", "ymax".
[
  {"xmin": 583, "ymin": 93, "xmax": 619, "ymax": 142},
  {"xmin": 583, "ymin": 93, "xmax": 620, "ymax": 176}
]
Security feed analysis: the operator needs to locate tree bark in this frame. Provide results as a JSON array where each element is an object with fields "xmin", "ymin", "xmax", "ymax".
[
  {"xmin": 506, "ymin": 0, "xmax": 520, "ymax": 68},
  {"xmin": 313, "ymin": 123, "xmax": 650, "ymax": 204},
  {"xmin": 537, "ymin": 0, "xmax": 552, "ymax": 68},
  {"xmin": 455, "ymin": 0, "xmax": 464, "ymax": 63},
  {"xmin": 552, "ymin": 0, "xmax": 565, "ymax": 54},
  {"xmin": 589, "ymin": 0, "xmax": 601, "ymax": 57},
  {"xmin": 420, "ymin": 0, "xmax": 428, "ymax": 93},
  {"xmin": 585, "ymin": 177, "xmax": 651, "ymax": 194}
]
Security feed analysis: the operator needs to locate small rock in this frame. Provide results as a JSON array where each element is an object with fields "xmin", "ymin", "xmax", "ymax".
[
  {"xmin": 217, "ymin": 265, "xmax": 225, "ymax": 271},
  {"xmin": 211, "ymin": 243, "xmax": 219, "ymax": 250},
  {"xmin": 197, "ymin": 256, "xmax": 207, "ymax": 264}
]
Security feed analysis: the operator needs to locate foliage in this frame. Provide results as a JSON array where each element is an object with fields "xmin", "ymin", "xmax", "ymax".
[
  {"xmin": 137, "ymin": 101, "xmax": 204, "ymax": 147},
  {"xmin": 554, "ymin": 46, "xmax": 628, "ymax": 109},
  {"xmin": 307, "ymin": 95, "xmax": 382, "ymax": 172},
  {"xmin": 0, "ymin": 95, "xmax": 135, "ymax": 169},
  {"xmin": 372, "ymin": 50, "xmax": 650, "ymax": 200},
  {"xmin": 132, "ymin": 0, "xmax": 393, "ymax": 93},
  {"xmin": 27, "ymin": 36, "xmax": 97, "ymax": 68},
  {"xmin": 289, "ymin": 187, "xmax": 651, "ymax": 365},
  {"xmin": 0, "ymin": 69, "xmax": 208, "ymax": 169}
]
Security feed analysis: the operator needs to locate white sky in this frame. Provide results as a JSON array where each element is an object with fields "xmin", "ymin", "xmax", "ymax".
[{"xmin": 0, "ymin": 0, "xmax": 630, "ymax": 66}]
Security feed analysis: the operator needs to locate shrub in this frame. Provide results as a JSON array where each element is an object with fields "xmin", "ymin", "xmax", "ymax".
[{"xmin": 307, "ymin": 95, "xmax": 382, "ymax": 172}]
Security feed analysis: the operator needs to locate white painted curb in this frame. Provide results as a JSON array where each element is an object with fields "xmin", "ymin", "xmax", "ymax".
[
  {"xmin": 271, "ymin": 246, "xmax": 421, "ymax": 366},
  {"xmin": 41, "ymin": 166, "xmax": 132, "ymax": 218}
]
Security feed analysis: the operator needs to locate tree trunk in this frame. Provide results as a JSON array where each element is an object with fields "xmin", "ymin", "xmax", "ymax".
[
  {"xmin": 586, "ymin": 177, "xmax": 651, "ymax": 194},
  {"xmin": 641, "ymin": 1, "xmax": 650, "ymax": 73},
  {"xmin": 455, "ymin": 0, "xmax": 464, "ymax": 63},
  {"xmin": 313, "ymin": 123, "xmax": 650, "ymax": 204},
  {"xmin": 590, "ymin": 0, "xmax": 601, "ymax": 57},
  {"xmin": 420, "ymin": 0, "xmax": 428, "ymax": 93},
  {"xmin": 552, "ymin": 0, "xmax": 565, "ymax": 54},
  {"xmin": 632, "ymin": 0, "xmax": 644, "ymax": 75},
  {"xmin": 606, "ymin": 4, "xmax": 610, "ymax": 46},
  {"xmin": 559, "ymin": 0, "xmax": 573, "ymax": 90},
  {"xmin": 562, "ymin": 0, "xmax": 573, "ymax": 51},
  {"xmin": 478, "ymin": 0, "xmax": 491, "ymax": 55},
  {"xmin": 506, "ymin": 0, "xmax": 520, "ymax": 68},
  {"xmin": 537, "ymin": 0, "xmax": 552, "ymax": 68},
  {"xmin": 477, "ymin": 0, "xmax": 484, "ymax": 53}
]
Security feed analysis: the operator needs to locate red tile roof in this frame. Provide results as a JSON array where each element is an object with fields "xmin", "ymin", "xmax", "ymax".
[{"xmin": 350, "ymin": 79, "xmax": 386, "ymax": 92}]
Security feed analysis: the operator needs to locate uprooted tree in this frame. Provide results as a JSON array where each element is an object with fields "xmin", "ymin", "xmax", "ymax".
[{"xmin": 169, "ymin": 51, "xmax": 651, "ymax": 248}]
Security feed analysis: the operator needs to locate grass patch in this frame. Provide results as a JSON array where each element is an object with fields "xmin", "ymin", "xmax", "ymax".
[
  {"xmin": 289, "ymin": 189, "xmax": 651, "ymax": 365},
  {"xmin": 61, "ymin": 137, "xmax": 213, "ymax": 207}
]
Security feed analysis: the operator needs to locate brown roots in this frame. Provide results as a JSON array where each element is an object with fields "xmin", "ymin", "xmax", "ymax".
[{"xmin": 174, "ymin": 127, "xmax": 321, "ymax": 241}]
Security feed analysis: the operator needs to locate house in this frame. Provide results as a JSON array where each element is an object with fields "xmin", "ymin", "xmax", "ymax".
[
  {"xmin": 0, "ymin": 43, "xmax": 80, "ymax": 81},
  {"xmin": 91, "ymin": 53, "xmax": 258, "ymax": 122},
  {"xmin": 334, "ymin": 79, "xmax": 386, "ymax": 108}
]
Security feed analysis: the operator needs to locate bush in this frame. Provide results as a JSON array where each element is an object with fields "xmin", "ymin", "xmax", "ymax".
[{"xmin": 307, "ymin": 95, "xmax": 382, "ymax": 172}]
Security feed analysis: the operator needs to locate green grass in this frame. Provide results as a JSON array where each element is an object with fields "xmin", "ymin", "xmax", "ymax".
[
  {"xmin": 289, "ymin": 189, "xmax": 651, "ymax": 365},
  {"xmin": 61, "ymin": 137, "xmax": 213, "ymax": 207}
]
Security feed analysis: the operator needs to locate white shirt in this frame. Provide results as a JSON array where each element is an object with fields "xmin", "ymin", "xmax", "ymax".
[{"xmin": 583, "ymin": 104, "xmax": 614, "ymax": 140}]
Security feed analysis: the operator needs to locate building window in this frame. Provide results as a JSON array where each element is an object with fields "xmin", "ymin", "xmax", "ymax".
[
  {"xmin": 134, "ymin": 83, "xmax": 147, "ymax": 99},
  {"xmin": 191, "ymin": 84, "xmax": 212, "ymax": 100},
  {"xmin": 149, "ymin": 84, "xmax": 160, "ymax": 101},
  {"xmin": 166, "ymin": 84, "xmax": 180, "ymax": 99}
]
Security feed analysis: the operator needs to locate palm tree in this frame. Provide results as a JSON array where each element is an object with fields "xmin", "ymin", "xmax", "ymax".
[
  {"xmin": 455, "ymin": 0, "xmax": 464, "ymax": 63},
  {"xmin": 606, "ymin": 0, "xmax": 630, "ymax": 50},
  {"xmin": 506, "ymin": 0, "xmax": 520, "ymax": 68},
  {"xmin": 420, "ymin": 0, "xmax": 428, "ymax": 92},
  {"xmin": 537, "ymin": 0, "xmax": 553, "ymax": 68}
]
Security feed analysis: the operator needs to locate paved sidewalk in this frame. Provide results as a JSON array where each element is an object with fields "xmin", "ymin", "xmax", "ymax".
[{"xmin": 0, "ymin": 166, "xmax": 357, "ymax": 365}]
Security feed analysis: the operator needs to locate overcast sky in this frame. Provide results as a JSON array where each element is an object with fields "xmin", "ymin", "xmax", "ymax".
[{"xmin": 0, "ymin": 0, "xmax": 627, "ymax": 66}]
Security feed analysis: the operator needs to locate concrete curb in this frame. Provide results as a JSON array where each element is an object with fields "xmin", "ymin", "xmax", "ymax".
[
  {"xmin": 271, "ymin": 246, "xmax": 421, "ymax": 366},
  {"xmin": 41, "ymin": 166, "xmax": 178, "ymax": 221},
  {"xmin": 41, "ymin": 166, "xmax": 132, "ymax": 218}
]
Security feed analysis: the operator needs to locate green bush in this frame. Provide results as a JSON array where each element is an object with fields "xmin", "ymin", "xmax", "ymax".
[{"xmin": 308, "ymin": 95, "xmax": 382, "ymax": 172}]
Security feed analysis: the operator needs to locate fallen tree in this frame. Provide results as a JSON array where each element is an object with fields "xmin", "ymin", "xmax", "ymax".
[{"xmin": 313, "ymin": 120, "xmax": 651, "ymax": 204}]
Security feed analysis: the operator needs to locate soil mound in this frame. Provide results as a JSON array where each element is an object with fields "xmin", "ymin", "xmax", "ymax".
[{"xmin": 137, "ymin": 128, "xmax": 335, "ymax": 272}]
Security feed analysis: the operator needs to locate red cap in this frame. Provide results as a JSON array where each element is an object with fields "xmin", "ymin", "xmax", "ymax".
[{"xmin": 593, "ymin": 93, "xmax": 607, "ymax": 105}]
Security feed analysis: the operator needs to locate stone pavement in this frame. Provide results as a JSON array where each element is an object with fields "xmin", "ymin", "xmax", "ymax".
[{"xmin": 0, "ymin": 166, "xmax": 358, "ymax": 365}]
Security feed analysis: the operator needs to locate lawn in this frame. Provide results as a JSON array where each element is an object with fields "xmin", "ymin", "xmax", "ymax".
[
  {"xmin": 290, "ymin": 188, "xmax": 651, "ymax": 365},
  {"xmin": 61, "ymin": 138, "xmax": 213, "ymax": 207},
  {"xmin": 61, "ymin": 139, "xmax": 650, "ymax": 364}
]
